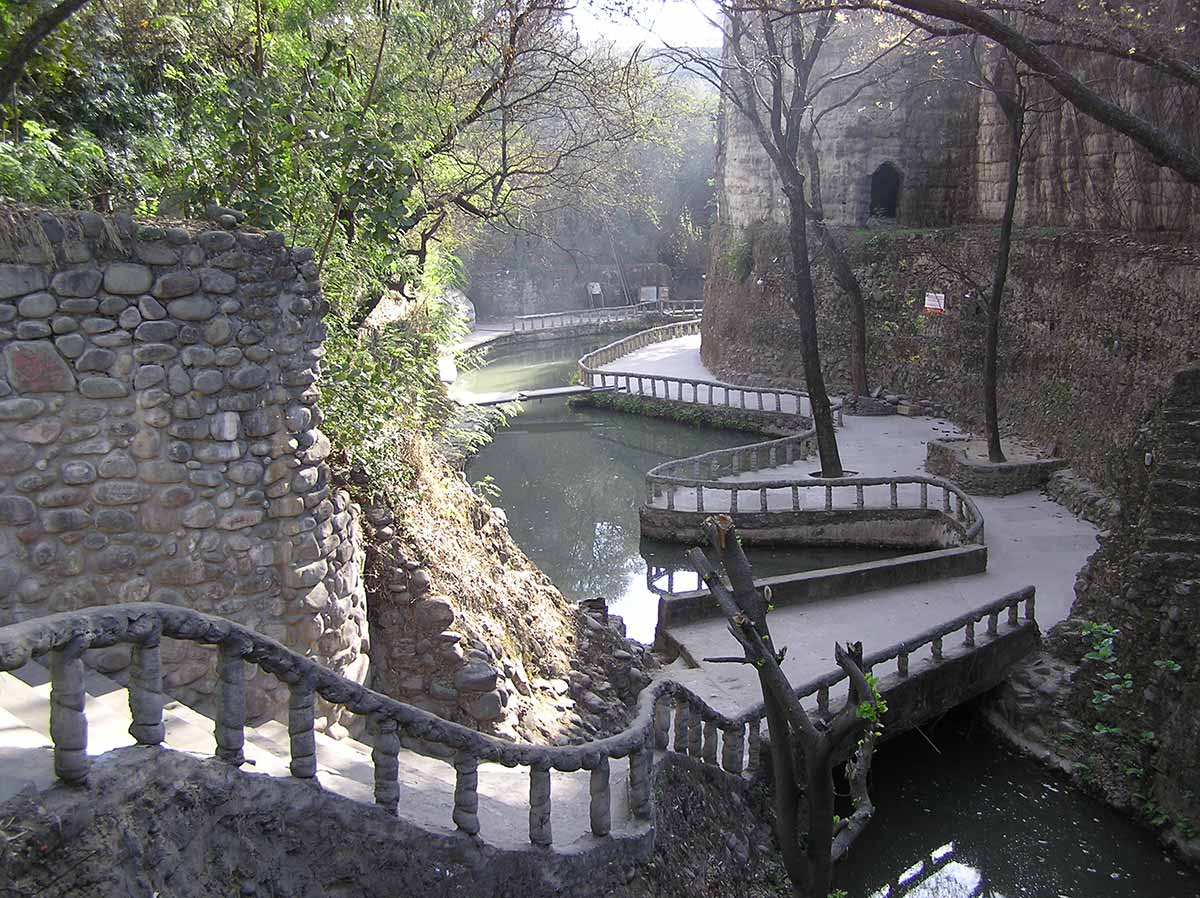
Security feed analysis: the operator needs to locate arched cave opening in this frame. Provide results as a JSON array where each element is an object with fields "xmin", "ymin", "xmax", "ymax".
[{"xmin": 869, "ymin": 162, "xmax": 902, "ymax": 219}]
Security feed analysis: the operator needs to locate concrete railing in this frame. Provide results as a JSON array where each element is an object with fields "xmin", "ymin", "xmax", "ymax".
[
  {"xmin": 1, "ymin": 591, "xmax": 1032, "ymax": 845},
  {"xmin": 578, "ymin": 320, "xmax": 838, "ymax": 423},
  {"xmin": 512, "ymin": 304, "xmax": 654, "ymax": 332}
]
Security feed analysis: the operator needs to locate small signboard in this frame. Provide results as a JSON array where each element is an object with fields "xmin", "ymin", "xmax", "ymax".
[
  {"xmin": 923, "ymin": 292, "xmax": 946, "ymax": 314},
  {"xmin": 639, "ymin": 285, "xmax": 658, "ymax": 303}
]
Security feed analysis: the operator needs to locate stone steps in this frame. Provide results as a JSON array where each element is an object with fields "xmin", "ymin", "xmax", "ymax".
[
  {"xmin": 0, "ymin": 662, "xmax": 642, "ymax": 852},
  {"xmin": 1143, "ymin": 532, "xmax": 1200, "ymax": 555},
  {"xmin": 1157, "ymin": 460, "xmax": 1200, "ymax": 484},
  {"xmin": 1148, "ymin": 506, "xmax": 1200, "ymax": 535},
  {"xmin": 1150, "ymin": 479, "xmax": 1200, "ymax": 508}
]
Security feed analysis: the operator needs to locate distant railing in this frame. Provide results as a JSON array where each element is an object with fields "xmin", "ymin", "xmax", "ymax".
[
  {"xmin": 512, "ymin": 303, "xmax": 652, "ymax": 332},
  {"xmin": 577, "ymin": 320, "xmax": 839, "ymax": 423},
  {"xmin": 0, "ymin": 591, "xmax": 1032, "ymax": 846}
]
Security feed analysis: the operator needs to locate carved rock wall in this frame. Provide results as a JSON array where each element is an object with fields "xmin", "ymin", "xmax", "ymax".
[
  {"xmin": 0, "ymin": 207, "xmax": 368, "ymax": 718},
  {"xmin": 717, "ymin": 17, "xmax": 1200, "ymax": 237}
]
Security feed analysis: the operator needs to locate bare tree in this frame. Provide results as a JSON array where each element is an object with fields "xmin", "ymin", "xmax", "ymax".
[
  {"xmin": 662, "ymin": 3, "xmax": 849, "ymax": 475},
  {"xmin": 826, "ymin": 0, "xmax": 1200, "ymax": 188},
  {"xmin": 687, "ymin": 514, "xmax": 881, "ymax": 898}
]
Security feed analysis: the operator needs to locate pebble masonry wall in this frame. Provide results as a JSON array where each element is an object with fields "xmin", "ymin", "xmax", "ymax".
[{"xmin": 0, "ymin": 207, "xmax": 367, "ymax": 720}]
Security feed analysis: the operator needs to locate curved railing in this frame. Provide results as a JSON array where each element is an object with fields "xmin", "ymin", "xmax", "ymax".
[
  {"xmin": 1, "ymin": 591, "xmax": 1032, "ymax": 845},
  {"xmin": 645, "ymin": 466, "xmax": 985, "ymax": 544},
  {"xmin": 577, "ymin": 319, "xmax": 842, "ymax": 423}
]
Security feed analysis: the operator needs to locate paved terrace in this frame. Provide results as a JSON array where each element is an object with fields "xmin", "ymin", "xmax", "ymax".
[{"xmin": 600, "ymin": 334, "xmax": 1100, "ymax": 715}]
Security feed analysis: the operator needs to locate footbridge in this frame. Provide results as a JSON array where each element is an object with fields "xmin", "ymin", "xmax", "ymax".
[{"xmin": 0, "ymin": 592, "xmax": 1037, "ymax": 890}]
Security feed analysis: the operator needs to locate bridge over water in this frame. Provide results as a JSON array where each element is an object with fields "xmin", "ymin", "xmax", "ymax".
[{"xmin": 0, "ymin": 588, "xmax": 1036, "ymax": 889}]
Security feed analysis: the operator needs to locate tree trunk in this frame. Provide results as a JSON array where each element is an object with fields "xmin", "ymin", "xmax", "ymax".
[
  {"xmin": 0, "ymin": 0, "xmax": 92, "ymax": 101},
  {"xmin": 804, "ymin": 747, "xmax": 838, "ymax": 896},
  {"xmin": 811, "ymin": 218, "xmax": 869, "ymax": 398},
  {"xmin": 984, "ymin": 100, "xmax": 1024, "ymax": 463},
  {"xmin": 786, "ymin": 188, "xmax": 843, "ymax": 477}
]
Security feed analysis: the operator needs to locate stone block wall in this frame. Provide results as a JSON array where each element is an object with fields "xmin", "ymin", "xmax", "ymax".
[{"xmin": 0, "ymin": 207, "xmax": 367, "ymax": 719}]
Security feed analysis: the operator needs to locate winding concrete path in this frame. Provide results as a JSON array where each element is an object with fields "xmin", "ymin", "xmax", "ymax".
[{"xmin": 602, "ymin": 334, "xmax": 1101, "ymax": 715}]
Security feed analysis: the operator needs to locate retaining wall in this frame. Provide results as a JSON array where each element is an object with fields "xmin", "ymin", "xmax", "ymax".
[{"xmin": 0, "ymin": 207, "xmax": 368, "ymax": 717}]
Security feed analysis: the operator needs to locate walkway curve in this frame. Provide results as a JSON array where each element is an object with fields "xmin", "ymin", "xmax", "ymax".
[{"xmin": 577, "ymin": 322, "xmax": 983, "ymax": 542}]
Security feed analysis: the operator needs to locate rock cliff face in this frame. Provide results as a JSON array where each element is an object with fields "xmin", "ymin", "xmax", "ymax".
[
  {"xmin": 716, "ymin": 17, "xmax": 1200, "ymax": 236},
  {"xmin": 0, "ymin": 206, "xmax": 367, "ymax": 720},
  {"xmin": 701, "ymin": 225, "xmax": 1200, "ymax": 495}
]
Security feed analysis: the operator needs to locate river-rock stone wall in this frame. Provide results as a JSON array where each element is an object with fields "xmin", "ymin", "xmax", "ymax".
[{"xmin": 0, "ymin": 207, "xmax": 368, "ymax": 719}]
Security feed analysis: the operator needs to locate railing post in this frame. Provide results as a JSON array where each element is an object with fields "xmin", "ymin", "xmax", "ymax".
[
  {"xmin": 825, "ymin": 485, "xmax": 833, "ymax": 511},
  {"xmin": 687, "ymin": 707, "xmax": 703, "ymax": 757},
  {"xmin": 730, "ymin": 488, "xmax": 739, "ymax": 513},
  {"xmin": 696, "ymin": 484, "xmax": 704, "ymax": 512},
  {"xmin": 747, "ymin": 719, "xmax": 761, "ymax": 775},
  {"xmin": 897, "ymin": 651, "xmax": 909, "ymax": 677},
  {"xmin": 759, "ymin": 487, "xmax": 768, "ymax": 512},
  {"xmin": 49, "ymin": 638, "xmax": 88, "ymax": 784},
  {"xmin": 673, "ymin": 701, "xmax": 689, "ymax": 753},
  {"xmin": 920, "ymin": 482, "xmax": 929, "ymax": 509},
  {"xmin": 702, "ymin": 721, "xmax": 718, "ymax": 764},
  {"xmin": 654, "ymin": 698, "xmax": 671, "ymax": 749},
  {"xmin": 721, "ymin": 726, "xmax": 744, "ymax": 775},
  {"xmin": 932, "ymin": 637, "xmax": 944, "ymax": 661},
  {"xmin": 1008, "ymin": 602, "xmax": 1019, "ymax": 627},
  {"xmin": 666, "ymin": 485, "xmax": 676, "ymax": 511},
  {"xmin": 944, "ymin": 488, "xmax": 952, "ymax": 513},
  {"xmin": 817, "ymin": 685, "xmax": 830, "ymax": 717},
  {"xmin": 890, "ymin": 482, "xmax": 899, "ymax": 509},
  {"xmin": 128, "ymin": 633, "xmax": 165, "ymax": 746},
  {"xmin": 629, "ymin": 746, "xmax": 652, "ymax": 820},
  {"xmin": 1025, "ymin": 592, "xmax": 1036, "ymax": 621},
  {"xmin": 791, "ymin": 485, "xmax": 800, "ymax": 510},
  {"xmin": 289, "ymin": 677, "xmax": 317, "ymax": 778},
  {"xmin": 529, "ymin": 763, "xmax": 553, "ymax": 845},
  {"xmin": 856, "ymin": 484, "xmax": 864, "ymax": 508},
  {"xmin": 215, "ymin": 641, "xmax": 246, "ymax": 765},
  {"xmin": 373, "ymin": 716, "xmax": 400, "ymax": 813},
  {"xmin": 590, "ymin": 757, "xmax": 612, "ymax": 836},
  {"xmin": 453, "ymin": 752, "xmax": 481, "ymax": 834},
  {"xmin": 988, "ymin": 611, "xmax": 999, "ymax": 636},
  {"xmin": 965, "ymin": 620, "xmax": 976, "ymax": 647}
]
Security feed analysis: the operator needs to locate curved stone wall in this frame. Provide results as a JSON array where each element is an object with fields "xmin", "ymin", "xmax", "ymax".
[{"xmin": 0, "ymin": 207, "xmax": 367, "ymax": 718}]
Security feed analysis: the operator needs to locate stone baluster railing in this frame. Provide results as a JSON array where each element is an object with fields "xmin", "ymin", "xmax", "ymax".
[
  {"xmin": 644, "ymin": 464, "xmax": 986, "ymax": 547},
  {"xmin": 0, "ymin": 591, "xmax": 1033, "ymax": 847}
]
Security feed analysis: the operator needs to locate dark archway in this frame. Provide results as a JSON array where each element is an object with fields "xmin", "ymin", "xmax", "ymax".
[{"xmin": 869, "ymin": 162, "xmax": 902, "ymax": 218}]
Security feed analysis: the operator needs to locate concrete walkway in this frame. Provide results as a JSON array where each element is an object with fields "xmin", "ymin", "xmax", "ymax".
[{"xmin": 606, "ymin": 334, "xmax": 1100, "ymax": 715}]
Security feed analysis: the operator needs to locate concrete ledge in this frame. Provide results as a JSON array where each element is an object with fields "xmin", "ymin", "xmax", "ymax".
[
  {"xmin": 575, "ymin": 391, "xmax": 803, "ymax": 436},
  {"xmin": 926, "ymin": 437, "xmax": 1067, "ymax": 496},
  {"xmin": 656, "ymin": 544, "xmax": 988, "ymax": 629},
  {"xmin": 639, "ymin": 505, "xmax": 969, "ymax": 546}
]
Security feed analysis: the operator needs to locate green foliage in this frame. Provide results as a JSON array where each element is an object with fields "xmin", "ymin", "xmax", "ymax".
[
  {"xmin": 0, "ymin": 122, "xmax": 107, "ymax": 203},
  {"xmin": 724, "ymin": 233, "xmax": 754, "ymax": 282}
]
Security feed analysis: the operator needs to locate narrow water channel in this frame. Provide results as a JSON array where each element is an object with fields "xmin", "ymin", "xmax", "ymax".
[
  {"xmin": 459, "ymin": 330, "xmax": 1200, "ymax": 898},
  {"xmin": 458, "ymin": 331, "xmax": 896, "ymax": 643}
]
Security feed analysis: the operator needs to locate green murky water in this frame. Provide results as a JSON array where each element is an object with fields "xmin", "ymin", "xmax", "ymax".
[{"xmin": 459, "ymin": 332, "xmax": 895, "ymax": 643}]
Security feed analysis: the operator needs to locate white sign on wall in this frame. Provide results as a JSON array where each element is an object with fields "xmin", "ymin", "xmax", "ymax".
[
  {"xmin": 923, "ymin": 292, "xmax": 946, "ymax": 314},
  {"xmin": 639, "ymin": 286, "xmax": 658, "ymax": 303}
]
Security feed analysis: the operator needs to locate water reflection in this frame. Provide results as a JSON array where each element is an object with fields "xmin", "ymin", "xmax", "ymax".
[{"xmin": 834, "ymin": 711, "xmax": 1198, "ymax": 898}]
